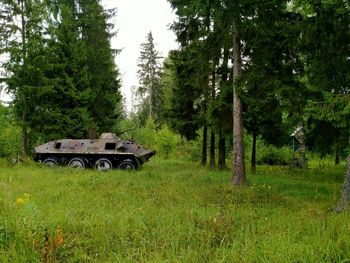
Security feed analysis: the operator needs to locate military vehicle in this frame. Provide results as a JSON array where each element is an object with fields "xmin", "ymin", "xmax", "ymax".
[{"xmin": 34, "ymin": 133, "xmax": 155, "ymax": 170}]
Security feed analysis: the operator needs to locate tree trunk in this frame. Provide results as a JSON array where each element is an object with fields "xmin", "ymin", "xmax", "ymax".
[
  {"xmin": 149, "ymin": 86, "xmax": 153, "ymax": 119},
  {"xmin": 209, "ymin": 66, "xmax": 216, "ymax": 168},
  {"xmin": 21, "ymin": 95, "xmax": 28, "ymax": 156},
  {"xmin": 335, "ymin": 152, "xmax": 340, "ymax": 165},
  {"xmin": 232, "ymin": 21, "xmax": 246, "ymax": 185},
  {"xmin": 218, "ymin": 47, "xmax": 228, "ymax": 171},
  {"xmin": 336, "ymin": 156, "xmax": 350, "ymax": 212},
  {"xmin": 20, "ymin": 0, "xmax": 28, "ymax": 156},
  {"xmin": 209, "ymin": 129, "xmax": 215, "ymax": 168},
  {"xmin": 218, "ymin": 130, "xmax": 227, "ymax": 170},
  {"xmin": 251, "ymin": 132, "xmax": 257, "ymax": 174},
  {"xmin": 201, "ymin": 125, "xmax": 208, "ymax": 166}
]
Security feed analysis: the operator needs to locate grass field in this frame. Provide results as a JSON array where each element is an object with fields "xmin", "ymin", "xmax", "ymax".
[{"xmin": 0, "ymin": 159, "xmax": 350, "ymax": 262}]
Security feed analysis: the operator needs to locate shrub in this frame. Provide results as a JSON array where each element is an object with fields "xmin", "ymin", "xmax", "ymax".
[
  {"xmin": 0, "ymin": 124, "xmax": 21, "ymax": 158},
  {"xmin": 257, "ymin": 145, "xmax": 293, "ymax": 166},
  {"xmin": 155, "ymin": 125, "xmax": 180, "ymax": 159}
]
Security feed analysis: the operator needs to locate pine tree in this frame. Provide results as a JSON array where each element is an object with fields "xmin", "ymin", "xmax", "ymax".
[{"xmin": 137, "ymin": 31, "xmax": 163, "ymax": 123}]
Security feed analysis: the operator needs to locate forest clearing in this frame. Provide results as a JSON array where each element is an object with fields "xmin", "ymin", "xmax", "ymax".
[
  {"xmin": 0, "ymin": 159, "xmax": 349, "ymax": 262},
  {"xmin": 0, "ymin": 0, "xmax": 349, "ymax": 262}
]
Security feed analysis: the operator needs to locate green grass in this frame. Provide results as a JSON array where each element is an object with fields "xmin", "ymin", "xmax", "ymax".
[{"xmin": 0, "ymin": 159, "xmax": 349, "ymax": 262}]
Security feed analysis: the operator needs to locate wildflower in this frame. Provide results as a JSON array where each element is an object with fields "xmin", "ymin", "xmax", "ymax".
[
  {"xmin": 16, "ymin": 197, "xmax": 25, "ymax": 206},
  {"xmin": 54, "ymin": 228, "xmax": 64, "ymax": 248},
  {"xmin": 15, "ymin": 192, "xmax": 30, "ymax": 206}
]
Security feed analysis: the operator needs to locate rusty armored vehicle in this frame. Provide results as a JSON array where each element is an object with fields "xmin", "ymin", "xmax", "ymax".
[{"xmin": 34, "ymin": 133, "xmax": 155, "ymax": 170}]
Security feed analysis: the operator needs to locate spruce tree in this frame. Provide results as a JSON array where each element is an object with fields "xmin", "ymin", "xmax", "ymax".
[
  {"xmin": 293, "ymin": 0, "xmax": 349, "ymax": 210},
  {"xmin": 2, "ymin": 0, "xmax": 50, "ymax": 153},
  {"xmin": 137, "ymin": 31, "xmax": 163, "ymax": 123},
  {"xmin": 167, "ymin": 49, "xmax": 201, "ymax": 140},
  {"xmin": 36, "ymin": 0, "xmax": 93, "ymax": 140},
  {"xmin": 78, "ymin": 0, "xmax": 122, "ymax": 132},
  {"xmin": 300, "ymin": 0, "xmax": 349, "ymax": 159}
]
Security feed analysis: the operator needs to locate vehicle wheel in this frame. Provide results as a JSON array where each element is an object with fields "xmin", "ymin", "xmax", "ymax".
[
  {"xmin": 95, "ymin": 158, "xmax": 112, "ymax": 171},
  {"xmin": 42, "ymin": 157, "xmax": 58, "ymax": 167},
  {"xmin": 68, "ymin": 157, "xmax": 85, "ymax": 169},
  {"xmin": 118, "ymin": 159, "xmax": 136, "ymax": 170}
]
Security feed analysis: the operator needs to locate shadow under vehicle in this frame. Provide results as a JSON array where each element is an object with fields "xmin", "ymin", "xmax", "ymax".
[{"xmin": 34, "ymin": 133, "xmax": 155, "ymax": 170}]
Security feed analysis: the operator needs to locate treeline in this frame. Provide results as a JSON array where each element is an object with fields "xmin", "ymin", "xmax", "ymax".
[
  {"xmin": 0, "ymin": 0, "xmax": 349, "ymax": 178},
  {"xmin": 131, "ymin": 0, "xmax": 349, "ymax": 182},
  {"xmin": 0, "ymin": 0, "xmax": 122, "ymax": 154}
]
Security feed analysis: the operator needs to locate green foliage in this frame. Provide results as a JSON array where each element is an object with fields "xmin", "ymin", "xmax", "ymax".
[
  {"xmin": 79, "ymin": 0, "xmax": 122, "ymax": 132},
  {"xmin": 257, "ymin": 145, "xmax": 293, "ymax": 166},
  {"xmin": 182, "ymin": 133, "xmax": 203, "ymax": 162},
  {"xmin": 0, "ymin": 124, "xmax": 21, "ymax": 158},
  {"xmin": 132, "ymin": 117, "xmax": 157, "ymax": 149},
  {"xmin": 166, "ymin": 49, "xmax": 201, "ymax": 140},
  {"xmin": 0, "ymin": 106, "xmax": 21, "ymax": 158},
  {"xmin": 2, "ymin": 0, "xmax": 123, "ymax": 150},
  {"xmin": 299, "ymin": 0, "xmax": 350, "ymax": 156},
  {"xmin": 243, "ymin": 132, "xmax": 293, "ymax": 166},
  {"xmin": 135, "ymin": 32, "xmax": 164, "ymax": 123},
  {"xmin": 155, "ymin": 125, "xmax": 179, "ymax": 159},
  {"xmin": 129, "ymin": 118, "xmax": 180, "ymax": 159},
  {"xmin": 0, "ymin": 161, "xmax": 349, "ymax": 261},
  {"xmin": 34, "ymin": 1, "xmax": 93, "ymax": 140}
]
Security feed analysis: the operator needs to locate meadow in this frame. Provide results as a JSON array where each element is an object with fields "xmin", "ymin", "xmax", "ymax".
[{"xmin": 0, "ymin": 158, "xmax": 349, "ymax": 262}]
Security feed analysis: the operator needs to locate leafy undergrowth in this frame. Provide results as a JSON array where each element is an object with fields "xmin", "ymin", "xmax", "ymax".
[{"xmin": 0, "ymin": 159, "xmax": 349, "ymax": 262}]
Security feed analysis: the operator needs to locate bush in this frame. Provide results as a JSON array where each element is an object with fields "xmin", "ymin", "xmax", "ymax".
[
  {"xmin": 181, "ymin": 135, "xmax": 202, "ymax": 162},
  {"xmin": 155, "ymin": 125, "xmax": 180, "ymax": 159},
  {"xmin": 129, "ymin": 118, "xmax": 180, "ymax": 159},
  {"xmin": 257, "ymin": 145, "xmax": 293, "ymax": 166},
  {"xmin": 0, "ymin": 125, "xmax": 21, "ymax": 158}
]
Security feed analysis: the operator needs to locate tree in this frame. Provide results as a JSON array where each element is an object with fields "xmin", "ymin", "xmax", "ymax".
[
  {"xmin": 137, "ymin": 31, "xmax": 163, "ymax": 123},
  {"xmin": 231, "ymin": 16, "xmax": 246, "ymax": 184},
  {"xmin": 46, "ymin": 1, "xmax": 95, "ymax": 139},
  {"xmin": 336, "ymin": 156, "xmax": 350, "ymax": 212},
  {"xmin": 78, "ymin": 0, "xmax": 122, "ymax": 132},
  {"xmin": 2, "ymin": 0, "xmax": 123, "ymax": 146},
  {"xmin": 167, "ymin": 49, "xmax": 201, "ymax": 140},
  {"xmin": 240, "ymin": 2, "xmax": 304, "ymax": 173},
  {"xmin": 168, "ymin": 0, "xmax": 306, "ymax": 177},
  {"xmin": 168, "ymin": 0, "xmax": 217, "ymax": 166},
  {"xmin": 299, "ymin": 0, "xmax": 350, "ymax": 162},
  {"xmin": 3, "ymin": 0, "xmax": 50, "ymax": 154},
  {"xmin": 292, "ymin": 0, "xmax": 349, "ymax": 210}
]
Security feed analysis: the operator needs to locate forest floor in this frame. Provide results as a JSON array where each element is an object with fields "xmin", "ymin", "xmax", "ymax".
[{"xmin": 0, "ymin": 159, "xmax": 349, "ymax": 262}]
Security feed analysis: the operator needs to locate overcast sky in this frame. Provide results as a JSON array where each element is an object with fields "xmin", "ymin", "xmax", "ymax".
[{"xmin": 102, "ymin": 0, "xmax": 178, "ymax": 109}]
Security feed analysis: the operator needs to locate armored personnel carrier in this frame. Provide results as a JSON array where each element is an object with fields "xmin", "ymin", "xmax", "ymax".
[{"xmin": 34, "ymin": 133, "xmax": 155, "ymax": 170}]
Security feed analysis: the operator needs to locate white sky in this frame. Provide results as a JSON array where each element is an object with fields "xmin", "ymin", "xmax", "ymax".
[{"xmin": 102, "ymin": 0, "xmax": 178, "ymax": 110}]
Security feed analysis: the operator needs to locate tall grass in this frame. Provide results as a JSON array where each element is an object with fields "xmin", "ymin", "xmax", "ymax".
[{"xmin": 0, "ymin": 160, "xmax": 349, "ymax": 262}]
